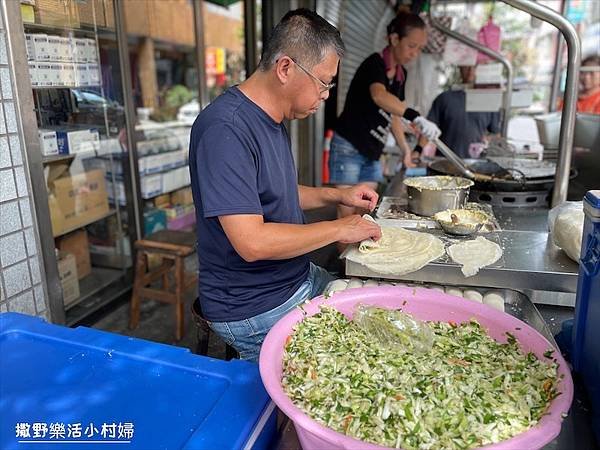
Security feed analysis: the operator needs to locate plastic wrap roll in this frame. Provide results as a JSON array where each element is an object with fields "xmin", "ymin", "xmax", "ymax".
[
  {"xmin": 346, "ymin": 278, "xmax": 364, "ymax": 289},
  {"xmin": 325, "ymin": 279, "xmax": 348, "ymax": 295}
]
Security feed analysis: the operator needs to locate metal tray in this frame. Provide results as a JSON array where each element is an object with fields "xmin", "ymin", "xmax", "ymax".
[{"xmin": 376, "ymin": 197, "xmax": 501, "ymax": 232}]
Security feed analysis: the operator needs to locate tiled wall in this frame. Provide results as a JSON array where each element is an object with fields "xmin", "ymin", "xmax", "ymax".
[{"xmin": 0, "ymin": 12, "xmax": 48, "ymax": 317}]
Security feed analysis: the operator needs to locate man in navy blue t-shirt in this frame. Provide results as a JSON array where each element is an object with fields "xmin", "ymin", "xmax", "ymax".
[{"xmin": 189, "ymin": 9, "xmax": 382, "ymax": 362}]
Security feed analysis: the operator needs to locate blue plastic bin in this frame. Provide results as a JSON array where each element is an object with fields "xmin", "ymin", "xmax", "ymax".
[
  {"xmin": 572, "ymin": 190, "xmax": 600, "ymax": 440},
  {"xmin": 0, "ymin": 313, "xmax": 276, "ymax": 450}
]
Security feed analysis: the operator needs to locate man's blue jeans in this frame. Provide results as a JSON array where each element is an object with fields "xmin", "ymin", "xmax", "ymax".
[{"xmin": 207, "ymin": 263, "xmax": 334, "ymax": 362}]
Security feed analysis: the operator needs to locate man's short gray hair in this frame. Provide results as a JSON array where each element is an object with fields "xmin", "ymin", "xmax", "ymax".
[{"xmin": 258, "ymin": 8, "xmax": 345, "ymax": 71}]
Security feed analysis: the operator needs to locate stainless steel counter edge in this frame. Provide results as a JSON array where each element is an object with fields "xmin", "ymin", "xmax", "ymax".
[{"xmin": 346, "ymin": 229, "xmax": 579, "ymax": 293}]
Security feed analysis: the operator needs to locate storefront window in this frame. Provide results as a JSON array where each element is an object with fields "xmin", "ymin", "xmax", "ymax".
[
  {"xmin": 122, "ymin": 0, "xmax": 199, "ymax": 238},
  {"xmin": 203, "ymin": 1, "xmax": 246, "ymax": 101},
  {"xmin": 19, "ymin": 0, "xmax": 132, "ymax": 323}
]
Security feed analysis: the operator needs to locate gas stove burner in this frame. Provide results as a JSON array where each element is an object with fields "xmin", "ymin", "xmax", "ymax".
[{"xmin": 471, "ymin": 190, "xmax": 550, "ymax": 208}]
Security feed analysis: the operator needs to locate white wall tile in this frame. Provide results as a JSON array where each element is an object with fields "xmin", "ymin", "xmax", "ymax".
[
  {"xmin": 14, "ymin": 165, "xmax": 27, "ymax": 197},
  {"xmin": 23, "ymin": 227, "xmax": 36, "ymax": 255},
  {"xmin": 0, "ymin": 33, "xmax": 6, "ymax": 64},
  {"xmin": 9, "ymin": 135, "xmax": 21, "ymax": 165},
  {"xmin": 34, "ymin": 284, "xmax": 46, "ymax": 314},
  {"xmin": 0, "ymin": 135, "xmax": 9, "ymax": 168},
  {"xmin": 28, "ymin": 257, "xmax": 41, "ymax": 284},
  {"xmin": 0, "ymin": 231, "xmax": 26, "ymax": 266},
  {"xmin": 3, "ymin": 260, "xmax": 31, "ymax": 297},
  {"xmin": 0, "ymin": 168, "xmax": 16, "ymax": 201},
  {"xmin": 19, "ymin": 198, "xmax": 32, "ymax": 226},
  {"xmin": 1, "ymin": 68, "xmax": 12, "ymax": 99},
  {"xmin": 4, "ymin": 102, "xmax": 16, "ymax": 133},
  {"xmin": 0, "ymin": 103, "xmax": 5, "ymax": 134},
  {"xmin": 0, "ymin": 200, "xmax": 21, "ymax": 235},
  {"xmin": 8, "ymin": 290, "xmax": 36, "ymax": 315}
]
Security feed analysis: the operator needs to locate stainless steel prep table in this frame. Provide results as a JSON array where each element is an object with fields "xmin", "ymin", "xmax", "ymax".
[{"xmin": 346, "ymin": 171, "xmax": 580, "ymax": 293}]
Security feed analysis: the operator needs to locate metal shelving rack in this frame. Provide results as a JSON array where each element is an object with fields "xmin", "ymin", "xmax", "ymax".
[{"xmin": 4, "ymin": 0, "xmax": 137, "ymax": 325}]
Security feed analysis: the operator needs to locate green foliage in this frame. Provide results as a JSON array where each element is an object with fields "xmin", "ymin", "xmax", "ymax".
[{"xmin": 152, "ymin": 85, "xmax": 195, "ymax": 122}]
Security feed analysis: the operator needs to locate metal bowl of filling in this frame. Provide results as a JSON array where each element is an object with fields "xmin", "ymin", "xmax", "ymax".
[
  {"xmin": 404, "ymin": 176, "xmax": 474, "ymax": 217},
  {"xmin": 434, "ymin": 208, "xmax": 488, "ymax": 236}
]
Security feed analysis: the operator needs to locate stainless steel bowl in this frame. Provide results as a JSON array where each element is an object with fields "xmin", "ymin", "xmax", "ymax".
[
  {"xmin": 434, "ymin": 209, "xmax": 488, "ymax": 236},
  {"xmin": 403, "ymin": 176, "xmax": 474, "ymax": 217}
]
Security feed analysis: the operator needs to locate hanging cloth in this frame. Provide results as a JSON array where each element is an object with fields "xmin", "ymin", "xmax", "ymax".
[
  {"xmin": 381, "ymin": 46, "xmax": 405, "ymax": 84},
  {"xmin": 477, "ymin": 17, "xmax": 501, "ymax": 64}
]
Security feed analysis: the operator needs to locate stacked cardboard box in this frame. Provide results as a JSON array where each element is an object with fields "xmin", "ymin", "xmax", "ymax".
[
  {"xmin": 56, "ymin": 230, "xmax": 91, "ymax": 279},
  {"xmin": 48, "ymin": 169, "xmax": 110, "ymax": 236},
  {"xmin": 57, "ymin": 252, "xmax": 80, "ymax": 307}
]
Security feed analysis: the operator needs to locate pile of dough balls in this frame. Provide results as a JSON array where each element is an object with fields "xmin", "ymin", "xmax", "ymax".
[{"xmin": 323, "ymin": 278, "xmax": 505, "ymax": 312}]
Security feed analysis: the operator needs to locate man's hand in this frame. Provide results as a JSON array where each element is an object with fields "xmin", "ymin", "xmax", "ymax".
[
  {"xmin": 403, "ymin": 151, "xmax": 417, "ymax": 168},
  {"xmin": 335, "ymin": 215, "xmax": 382, "ymax": 244},
  {"xmin": 338, "ymin": 184, "xmax": 379, "ymax": 212}
]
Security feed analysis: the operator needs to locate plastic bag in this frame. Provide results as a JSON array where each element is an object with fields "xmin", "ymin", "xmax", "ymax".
[
  {"xmin": 548, "ymin": 201, "xmax": 584, "ymax": 263},
  {"xmin": 443, "ymin": 18, "xmax": 478, "ymax": 66},
  {"xmin": 354, "ymin": 304, "xmax": 434, "ymax": 353}
]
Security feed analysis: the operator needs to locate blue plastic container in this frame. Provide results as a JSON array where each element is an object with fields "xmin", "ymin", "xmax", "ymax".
[
  {"xmin": 0, "ymin": 313, "xmax": 276, "ymax": 450},
  {"xmin": 572, "ymin": 190, "xmax": 600, "ymax": 439}
]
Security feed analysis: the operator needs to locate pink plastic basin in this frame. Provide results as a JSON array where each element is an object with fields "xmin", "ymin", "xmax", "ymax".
[{"xmin": 259, "ymin": 286, "xmax": 573, "ymax": 450}]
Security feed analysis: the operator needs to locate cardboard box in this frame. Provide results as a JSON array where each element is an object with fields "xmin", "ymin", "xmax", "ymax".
[
  {"xmin": 71, "ymin": 38, "xmax": 88, "ymax": 63},
  {"xmin": 154, "ymin": 193, "xmax": 171, "ymax": 208},
  {"xmin": 74, "ymin": 63, "xmax": 90, "ymax": 87},
  {"xmin": 87, "ymin": 63, "xmax": 100, "ymax": 85},
  {"xmin": 59, "ymin": 63, "xmax": 76, "ymax": 87},
  {"xmin": 25, "ymin": 34, "xmax": 49, "ymax": 61},
  {"xmin": 49, "ymin": 169, "xmax": 110, "ymax": 237},
  {"xmin": 57, "ymin": 252, "xmax": 80, "ymax": 307},
  {"xmin": 57, "ymin": 230, "xmax": 91, "ymax": 279},
  {"xmin": 105, "ymin": 179, "xmax": 126, "ymax": 205},
  {"xmin": 38, "ymin": 129, "xmax": 59, "ymax": 156},
  {"xmin": 56, "ymin": 129, "xmax": 100, "ymax": 154},
  {"xmin": 104, "ymin": 0, "xmax": 114, "ymax": 28},
  {"xmin": 170, "ymin": 187, "xmax": 193, "ymax": 206},
  {"xmin": 141, "ymin": 174, "xmax": 162, "ymax": 198},
  {"xmin": 28, "ymin": 62, "xmax": 39, "ymax": 87},
  {"xmin": 86, "ymin": 40, "xmax": 98, "ymax": 63},
  {"xmin": 46, "ymin": 35, "xmax": 61, "ymax": 61},
  {"xmin": 143, "ymin": 209, "xmax": 167, "ymax": 236},
  {"xmin": 35, "ymin": 0, "xmax": 80, "ymax": 28},
  {"xmin": 49, "ymin": 63, "xmax": 62, "ymax": 86},
  {"xmin": 36, "ymin": 62, "xmax": 53, "ymax": 87},
  {"xmin": 78, "ymin": 0, "xmax": 106, "ymax": 27},
  {"xmin": 21, "ymin": 4, "xmax": 35, "ymax": 23}
]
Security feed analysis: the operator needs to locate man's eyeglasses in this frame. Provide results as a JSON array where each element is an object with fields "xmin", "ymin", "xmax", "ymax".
[{"xmin": 289, "ymin": 57, "xmax": 336, "ymax": 93}]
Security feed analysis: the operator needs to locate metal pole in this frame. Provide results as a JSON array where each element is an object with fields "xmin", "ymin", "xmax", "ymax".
[
  {"xmin": 2, "ymin": 0, "xmax": 65, "ymax": 324},
  {"xmin": 193, "ymin": 0, "xmax": 209, "ymax": 108},
  {"xmin": 244, "ymin": 0, "xmax": 258, "ymax": 76},
  {"xmin": 548, "ymin": 0, "xmax": 567, "ymax": 112},
  {"xmin": 428, "ymin": 7, "xmax": 513, "ymax": 138},
  {"xmin": 114, "ymin": 0, "xmax": 143, "ymax": 241},
  {"xmin": 502, "ymin": 0, "xmax": 581, "ymax": 207}
]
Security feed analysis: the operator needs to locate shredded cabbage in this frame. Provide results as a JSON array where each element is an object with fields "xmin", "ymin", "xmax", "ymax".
[{"xmin": 282, "ymin": 306, "xmax": 559, "ymax": 450}]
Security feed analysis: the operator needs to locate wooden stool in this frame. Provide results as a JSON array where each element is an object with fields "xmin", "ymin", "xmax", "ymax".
[{"xmin": 129, "ymin": 230, "xmax": 197, "ymax": 341}]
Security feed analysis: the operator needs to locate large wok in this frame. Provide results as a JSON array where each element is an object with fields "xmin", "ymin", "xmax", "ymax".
[{"xmin": 428, "ymin": 158, "xmax": 577, "ymax": 193}]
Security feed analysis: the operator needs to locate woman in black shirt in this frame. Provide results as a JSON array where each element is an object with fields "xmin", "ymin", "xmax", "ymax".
[{"xmin": 330, "ymin": 13, "xmax": 440, "ymax": 217}]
